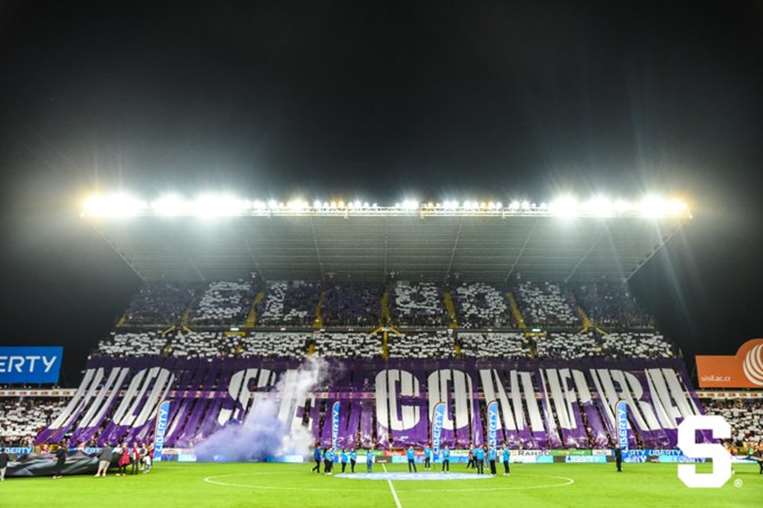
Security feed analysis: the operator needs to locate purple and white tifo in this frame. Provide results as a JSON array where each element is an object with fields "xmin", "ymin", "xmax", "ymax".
[{"xmin": 37, "ymin": 357, "xmax": 707, "ymax": 450}]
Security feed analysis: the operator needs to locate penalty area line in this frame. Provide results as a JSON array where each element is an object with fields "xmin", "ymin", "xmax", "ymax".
[{"xmin": 381, "ymin": 464, "xmax": 403, "ymax": 508}]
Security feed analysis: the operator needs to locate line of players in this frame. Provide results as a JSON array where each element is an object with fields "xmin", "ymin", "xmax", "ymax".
[{"xmin": 311, "ymin": 443, "xmax": 512, "ymax": 476}]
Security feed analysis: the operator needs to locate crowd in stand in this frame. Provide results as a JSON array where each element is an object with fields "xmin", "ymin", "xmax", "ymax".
[
  {"xmin": 239, "ymin": 333, "xmax": 308, "ymax": 358},
  {"xmin": 391, "ymin": 281, "xmax": 447, "ymax": 327},
  {"xmin": 315, "ymin": 333, "xmax": 380, "ymax": 359},
  {"xmin": 169, "ymin": 331, "xmax": 240, "ymax": 359},
  {"xmin": 322, "ymin": 282, "xmax": 381, "ymax": 327},
  {"xmin": 575, "ymin": 278, "xmax": 655, "ymax": 329},
  {"xmin": 458, "ymin": 332, "xmax": 528, "ymax": 358},
  {"xmin": 0, "ymin": 398, "xmax": 67, "ymax": 446},
  {"xmin": 95, "ymin": 331, "xmax": 167, "ymax": 357},
  {"xmin": 258, "ymin": 281, "xmax": 320, "ymax": 326},
  {"xmin": 601, "ymin": 332, "xmax": 674, "ymax": 359},
  {"xmin": 514, "ymin": 280, "xmax": 579, "ymax": 327},
  {"xmin": 388, "ymin": 331, "xmax": 454, "ymax": 358},
  {"xmin": 703, "ymin": 398, "xmax": 763, "ymax": 445},
  {"xmin": 454, "ymin": 282, "xmax": 512, "ymax": 328},
  {"xmin": 123, "ymin": 282, "xmax": 195, "ymax": 325},
  {"xmin": 91, "ymin": 328, "xmax": 675, "ymax": 361},
  {"xmin": 536, "ymin": 332, "xmax": 601, "ymax": 360},
  {"xmin": 189, "ymin": 279, "xmax": 256, "ymax": 326}
]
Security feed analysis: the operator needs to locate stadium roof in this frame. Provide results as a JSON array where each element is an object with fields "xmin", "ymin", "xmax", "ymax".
[{"xmin": 88, "ymin": 208, "xmax": 689, "ymax": 283}]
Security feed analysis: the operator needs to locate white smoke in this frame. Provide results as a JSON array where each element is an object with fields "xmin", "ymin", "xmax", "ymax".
[{"xmin": 195, "ymin": 357, "xmax": 328, "ymax": 461}]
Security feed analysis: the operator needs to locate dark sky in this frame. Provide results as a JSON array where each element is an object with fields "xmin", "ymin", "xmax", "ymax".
[{"xmin": 0, "ymin": 1, "xmax": 761, "ymax": 385}]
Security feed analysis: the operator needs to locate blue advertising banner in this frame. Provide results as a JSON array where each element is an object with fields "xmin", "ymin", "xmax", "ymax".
[
  {"xmin": 616, "ymin": 400, "xmax": 629, "ymax": 452},
  {"xmin": 153, "ymin": 400, "xmax": 171, "ymax": 461},
  {"xmin": 431, "ymin": 401, "xmax": 446, "ymax": 456},
  {"xmin": 0, "ymin": 347, "xmax": 63, "ymax": 384},
  {"xmin": 331, "ymin": 401, "xmax": 341, "ymax": 450},
  {"xmin": 487, "ymin": 400, "xmax": 498, "ymax": 449}
]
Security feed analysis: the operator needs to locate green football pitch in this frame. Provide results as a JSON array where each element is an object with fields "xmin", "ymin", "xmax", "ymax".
[{"xmin": 1, "ymin": 462, "xmax": 759, "ymax": 507}]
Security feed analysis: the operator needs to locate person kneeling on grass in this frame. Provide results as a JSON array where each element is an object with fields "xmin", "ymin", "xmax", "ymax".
[
  {"xmin": 52, "ymin": 441, "xmax": 68, "ymax": 479},
  {"xmin": 95, "ymin": 444, "xmax": 113, "ymax": 477}
]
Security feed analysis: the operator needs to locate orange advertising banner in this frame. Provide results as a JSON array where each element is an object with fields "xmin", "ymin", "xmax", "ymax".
[{"xmin": 695, "ymin": 338, "xmax": 763, "ymax": 388}]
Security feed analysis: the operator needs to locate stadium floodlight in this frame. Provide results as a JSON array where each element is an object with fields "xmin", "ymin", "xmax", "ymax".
[
  {"xmin": 639, "ymin": 194, "xmax": 671, "ymax": 218},
  {"xmin": 509, "ymin": 200, "xmax": 520, "ymax": 211},
  {"xmin": 192, "ymin": 193, "xmax": 250, "ymax": 217},
  {"xmin": 550, "ymin": 195, "xmax": 579, "ymax": 218},
  {"xmin": 313, "ymin": 199, "xmax": 322, "ymax": 209},
  {"xmin": 520, "ymin": 200, "xmax": 531, "ymax": 211},
  {"xmin": 287, "ymin": 199, "xmax": 308, "ymax": 211},
  {"xmin": 401, "ymin": 199, "xmax": 419, "ymax": 211},
  {"xmin": 152, "ymin": 194, "xmax": 189, "ymax": 217},
  {"xmin": 82, "ymin": 192, "xmax": 146, "ymax": 218},
  {"xmin": 583, "ymin": 195, "xmax": 615, "ymax": 218}
]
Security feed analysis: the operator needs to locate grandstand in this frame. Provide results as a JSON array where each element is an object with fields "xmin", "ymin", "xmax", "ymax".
[{"xmin": 4, "ymin": 195, "xmax": 760, "ymax": 477}]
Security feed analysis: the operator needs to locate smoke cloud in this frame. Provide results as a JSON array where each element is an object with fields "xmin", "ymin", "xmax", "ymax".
[{"xmin": 194, "ymin": 357, "xmax": 328, "ymax": 462}]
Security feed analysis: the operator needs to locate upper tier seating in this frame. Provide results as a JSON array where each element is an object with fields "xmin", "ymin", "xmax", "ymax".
[
  {"xmin": 514, "ymin": 280, "xmax": 579, "ymax": 327},
  {"xmin": 575, "ymin": 279, "xmax": 655, "ymax": 329},
  {"xmin": 391, "ymin": 281, "xmax": 447, "ymax": 327},
  {"xmin": 453, "ymin": 282, "xmax": 512, "ymax": 328},
  {"xmin": 124, "ymin": 282, "xmax": 195, "ymax": 325},
  {"xmin": 322, "ymin": 282, "xmax": 381, "ymax": 327},
  {"xmin": 257, "ymin": 281, "xmax": 321, "ymax": 326},
  {"xmin": 189, "ymin": 279, "xmax": 256, "ymax": 326}
]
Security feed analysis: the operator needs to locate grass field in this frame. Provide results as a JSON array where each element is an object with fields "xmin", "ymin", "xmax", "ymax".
[{"xmin": 1, "ymin": 462, "xmax": 759, "ymax": 507}]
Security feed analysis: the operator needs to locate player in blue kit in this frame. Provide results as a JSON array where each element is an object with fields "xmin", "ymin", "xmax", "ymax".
[
  {"xmin": 340, "ymin": 449, "xmax": 349, "ymax": 473},
  {"xmin": 502, "ymin": 444, "xmax": 511, "ymax": 476},
  {"xmin": 349, "ymin": 449, "xmax": 357, "ymax": 473},
  {"xmin": 441, "ymin": 446, "xmax": 450, "ymax": 472},
  {"xmin": 406, "ymin": 446, "xmax": 417, "ymax": 473},
  {"xmin": 474, "ymin": 446, "xmax": 485, "ymax": 474},
  {"xmin": 312, "ymin": 445, "xmax": 322, "ymax": 473},
  {"xmin": 366, "ymin": 449, "xmax": 374, "ymax": 472},
  {"xmin": 488, "ymin": 446, "xmax": 497, "ymax": 475},
  {"xmin": 424, "ymin": 445, "xmax": 432, "ymax": 469}
]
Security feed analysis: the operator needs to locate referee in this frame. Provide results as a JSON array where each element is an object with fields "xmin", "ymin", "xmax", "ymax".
[{"xmin": 614, "ymin": 447, "xmax": 623, "ymax": 472}]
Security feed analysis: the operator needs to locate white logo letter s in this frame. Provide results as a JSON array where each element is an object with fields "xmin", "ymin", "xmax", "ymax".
[{"xmin": 677, "ymin": 415, "xmax": 732, "ymax": 488}]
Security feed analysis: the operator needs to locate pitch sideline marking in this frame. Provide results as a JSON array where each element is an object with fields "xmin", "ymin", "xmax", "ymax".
[{"xmin": 381, "ymin": 464, "xmax": 403, "ymax": 508}]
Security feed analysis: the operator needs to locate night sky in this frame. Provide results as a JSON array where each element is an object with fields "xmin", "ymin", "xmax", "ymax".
[{"xmin": 0, "ymin": 2, "xmax": 761, "ymax": 385}]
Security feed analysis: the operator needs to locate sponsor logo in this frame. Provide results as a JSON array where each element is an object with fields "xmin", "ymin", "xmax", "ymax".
[
  {"xmin": 431, "ymin": 402, "xmax": 446, "ymax": 455},
  {"xmin": 153, "ymin": 400, "xmax": 171, "ymax": 461},
  {"xmin": 0, "ymin": 347, "xmax": 63, "ymax": 384},
  {"xmin": 486, "ymin": 400, "xmax": 498, "ymax": 449},
  {"xmin": 331, "ymin": 401, "xmax": 341, "ymax": 449},
  {"xmin": 676, "ymin": 415, "xmax": 732, "ymax": 488},
  {"xmin": 742, "ymin": 344, "xmax": 763, "ymax": 386},
  {"xmin": 696, "ymin": 338, "xmax": 763, "ymax": 388}
]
